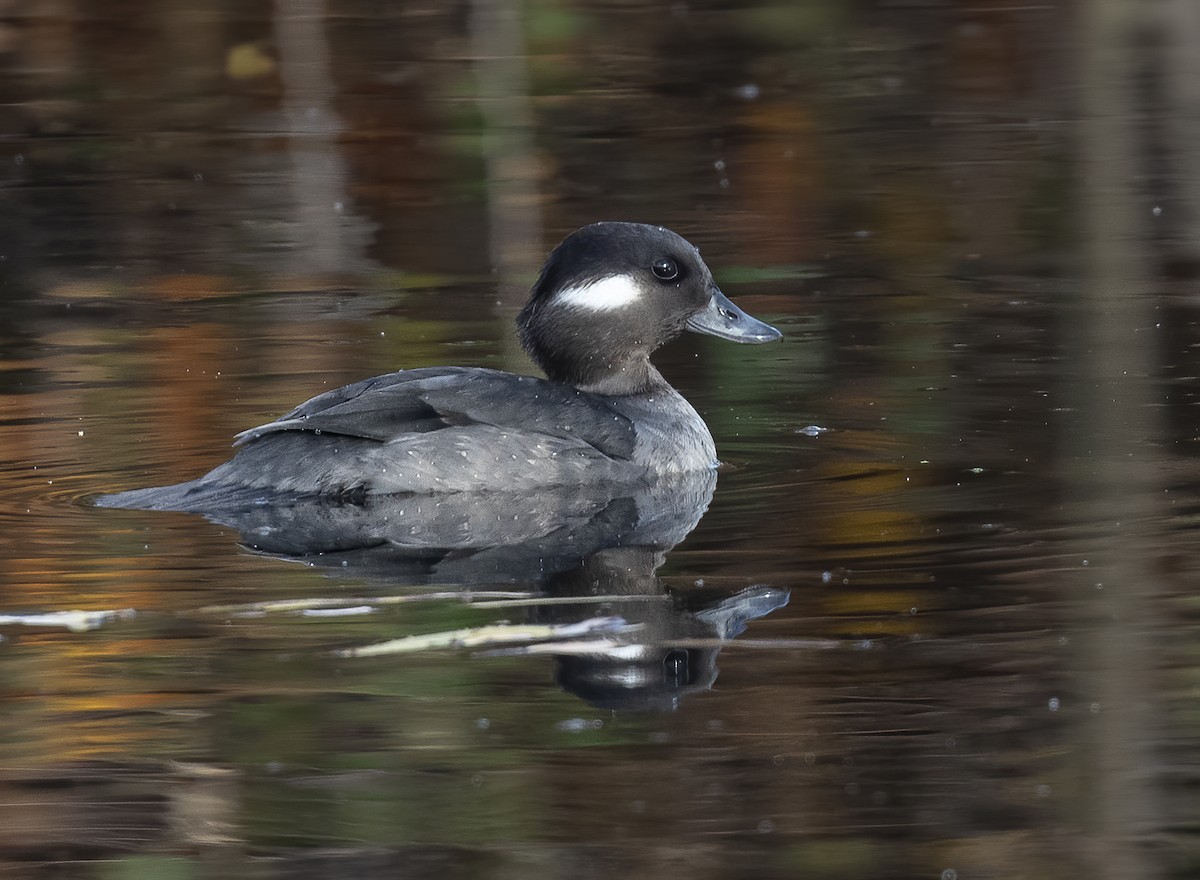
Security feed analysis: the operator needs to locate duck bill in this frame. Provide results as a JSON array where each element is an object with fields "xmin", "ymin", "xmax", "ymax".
[{"xmin": 685, "ymin": 288, "xmax": 782, "ymax": 344}]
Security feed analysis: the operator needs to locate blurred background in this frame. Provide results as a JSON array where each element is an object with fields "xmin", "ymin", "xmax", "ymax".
[
  {"xmin": 2, "ymin": 1, "xmax": 1200, "ymax": 878},
  {"xmin": 2, "ymin": 0, "xmax": 1132, "ymax": 281}
]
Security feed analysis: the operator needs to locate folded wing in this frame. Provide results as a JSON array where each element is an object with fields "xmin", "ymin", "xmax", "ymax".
[{"xmin": 234, "ymin": 367, "xmax": 638, "ymax": 461}]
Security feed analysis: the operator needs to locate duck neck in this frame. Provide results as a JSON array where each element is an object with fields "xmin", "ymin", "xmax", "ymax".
[{"xmin": 574, "ymin": 359, "xmax": 665, "ymax": 397}]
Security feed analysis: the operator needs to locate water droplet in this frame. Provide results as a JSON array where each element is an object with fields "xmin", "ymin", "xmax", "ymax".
[{"xmin": 556, "ymin": 717, "xmax": 602, "ymax": 733}]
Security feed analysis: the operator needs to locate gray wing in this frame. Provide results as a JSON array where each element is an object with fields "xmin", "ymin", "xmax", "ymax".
[{"xmin": 234, "ymin": 367, "xmax": 638, "ymax": 461}]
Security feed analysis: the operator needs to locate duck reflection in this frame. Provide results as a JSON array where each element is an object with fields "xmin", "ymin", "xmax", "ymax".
[{"xmin": 186, "ymin": 469, "xmax": 788, "ymax": 711}]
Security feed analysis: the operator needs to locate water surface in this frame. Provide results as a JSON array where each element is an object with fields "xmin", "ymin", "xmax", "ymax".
[{"xmin": 2, "ymin": 2, "xmax": 1199, "ymax": 878}]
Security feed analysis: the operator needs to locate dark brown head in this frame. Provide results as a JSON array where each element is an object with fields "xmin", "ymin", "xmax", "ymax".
[{"xmin": 517, "ymin": 222, "xmax": 780, "ymax": 395}]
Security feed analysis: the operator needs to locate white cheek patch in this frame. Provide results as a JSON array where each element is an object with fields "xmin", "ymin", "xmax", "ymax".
[{"xmin": 554, "ymin": 274, "xmax": 643, "ymax": 311}]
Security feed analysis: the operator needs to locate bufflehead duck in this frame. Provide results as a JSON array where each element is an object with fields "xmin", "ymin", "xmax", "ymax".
[{"xmin": 98, "ymin": 222, "xmax": 780, "ymax": 510}]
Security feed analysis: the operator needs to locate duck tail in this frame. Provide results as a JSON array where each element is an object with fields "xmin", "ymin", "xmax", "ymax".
[{"xmin": 93, "ymin": 479, "xmax": 244, "ymax": 512}]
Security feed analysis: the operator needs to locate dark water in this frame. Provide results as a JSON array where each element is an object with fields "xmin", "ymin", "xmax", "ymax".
[{"xmin": 3, "ymin": 1, "xmax": 1200, "ymax": 878}]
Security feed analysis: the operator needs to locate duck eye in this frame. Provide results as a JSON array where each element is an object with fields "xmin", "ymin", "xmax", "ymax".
[{"xmin": 651, "ymin": 257, "xmax": 680, "ymax": 281}]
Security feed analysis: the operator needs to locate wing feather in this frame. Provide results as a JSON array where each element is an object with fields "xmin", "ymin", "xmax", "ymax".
[{"xmin": 234, "ymin": 367, "xmax": 637, "ymax": 460}]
